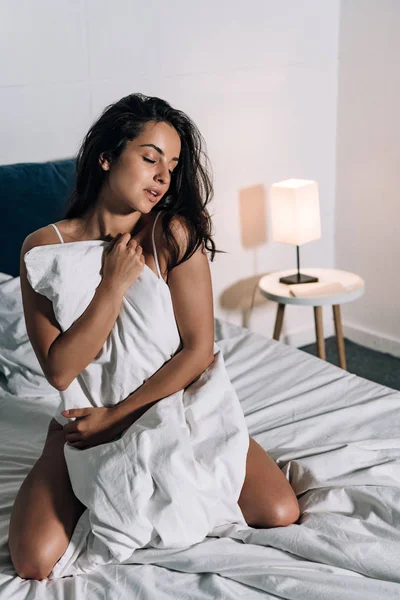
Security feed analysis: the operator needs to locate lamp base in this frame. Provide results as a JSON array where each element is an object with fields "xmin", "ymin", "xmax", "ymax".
[{"xmin": 279, "ymin": 273, "xmax": 319, "ymax": 285}]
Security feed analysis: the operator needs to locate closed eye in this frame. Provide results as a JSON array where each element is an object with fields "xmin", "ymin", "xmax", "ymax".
[{"xmin": 143, "ymin": 156, "xmax": 174, "ymax": 175}]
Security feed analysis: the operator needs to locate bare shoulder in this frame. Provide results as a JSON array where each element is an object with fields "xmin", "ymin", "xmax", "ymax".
[{"xmin": 21, "ymin": 224, "xmax": 63, "ymax": 257}]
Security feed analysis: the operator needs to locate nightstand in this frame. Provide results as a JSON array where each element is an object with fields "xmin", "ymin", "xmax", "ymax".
[{"xmin": 258, "ymin": 268, "xmax": 365, "ymax": 369}]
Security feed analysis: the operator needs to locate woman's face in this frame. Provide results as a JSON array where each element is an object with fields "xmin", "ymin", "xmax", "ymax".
[{"xmin": 100, "ymin": 121, "xmax": 181, "ymax": 213}]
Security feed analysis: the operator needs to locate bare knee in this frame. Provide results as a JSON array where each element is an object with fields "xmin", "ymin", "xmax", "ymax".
[
  {"xmin": 8, "ymin": 420, "xmax": 83, "ymax": 581},
  {"xmin": 14, "ymin": 563, "xmax": 52, "ymax": 581},
  {"xmin": 247, "ymin": 497, "xmax": 300, "ymax": 529},
  {"xmin": 9, "ymin": 542, "xmax": 56, "ymax": 580},
  {"xmin": 270, "ymin": 498, "xmax": 300, "ymax": 527}
]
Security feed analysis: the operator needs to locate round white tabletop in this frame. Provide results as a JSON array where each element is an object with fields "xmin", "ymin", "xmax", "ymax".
[{"xmin": 258, "ymin": 268, "xmax": 365, "ymax": 307}]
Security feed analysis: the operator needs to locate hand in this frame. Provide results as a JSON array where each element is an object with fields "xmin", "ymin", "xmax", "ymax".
[
  {"xmin": 101, "ymin": 232, "xmax": 145, "ymax": 295},
  {"xmin": 61, "ymin": 406, "xmax": 127, "ymax": 449}
]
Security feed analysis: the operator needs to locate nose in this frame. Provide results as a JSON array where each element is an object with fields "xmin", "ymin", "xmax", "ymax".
[{"xmin": 155, "ymin": 162, "xmax": 170, "ymax": 185}]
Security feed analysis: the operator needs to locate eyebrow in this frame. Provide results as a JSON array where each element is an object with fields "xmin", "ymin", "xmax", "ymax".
[{"xmin": 139, "ymin": 143, "xmax": 179, "ymax": 162}]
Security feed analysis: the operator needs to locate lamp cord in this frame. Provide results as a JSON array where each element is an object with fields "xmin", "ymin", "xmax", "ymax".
[{"xmin": 247, "ymin": 280, "xmax": 262, "ymax": 322}]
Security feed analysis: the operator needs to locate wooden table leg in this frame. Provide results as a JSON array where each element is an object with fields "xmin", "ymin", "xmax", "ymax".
[
  {"xmin": 273, "ymin": 303, "xmax": 285, "ymax": 340},
  {"xmin": 313, "ymin": 306, "xmax": 326, "ymax": 360},
  {"xmin": 333, "ymin": 304, "xmax": 347, "ymax": 370}
]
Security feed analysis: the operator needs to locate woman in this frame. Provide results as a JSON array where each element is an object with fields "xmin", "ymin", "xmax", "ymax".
[{"xmin": 8, "ymin": 93, "xmax": 300, "ymax": 580}]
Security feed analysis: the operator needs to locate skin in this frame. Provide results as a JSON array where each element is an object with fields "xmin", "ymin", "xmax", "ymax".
[{"xmin": 8, "ymin": 120, "xmax": 300, "ymax": 580}]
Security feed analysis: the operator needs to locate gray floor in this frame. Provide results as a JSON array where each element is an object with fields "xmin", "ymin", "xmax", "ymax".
[{"xmin": 299, "ymin": 337, "xmax": 400, "ymax": 391}]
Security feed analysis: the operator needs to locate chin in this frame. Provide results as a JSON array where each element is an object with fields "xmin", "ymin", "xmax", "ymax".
[
  {"xmin": 143, "ymin": 198, "xmax": 160, "ymax": 211},
  {"xmin": 124, "ymin": 198, "xmax": 149, "ymax": 214}
]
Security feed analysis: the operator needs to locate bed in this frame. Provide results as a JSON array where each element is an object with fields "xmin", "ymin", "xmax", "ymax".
[{"xmin": 0, "ymin": 160, "xmax": 399, "ymax": 599}]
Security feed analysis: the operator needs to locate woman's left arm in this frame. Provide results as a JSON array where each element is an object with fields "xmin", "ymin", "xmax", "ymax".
[
  {"xmin": 62, "ymin": 221, "xmax": 216, "ymax": 446},
  {"xmin": 115, "ymin": 239, "xmax": 216, "ymax": 425}
]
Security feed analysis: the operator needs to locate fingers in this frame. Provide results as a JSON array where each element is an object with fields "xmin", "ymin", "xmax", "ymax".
[
  {"xmin": 104, "ymin": 228, "xmax": 144, "ymax": 250},
  {"xmin": 63, "ymin": 421, "xmax": 80, "ymax": 434},
  {"xmin": 65, "ymin": 433, "xmax": 81, "ymax": 442},
  {"xmin": 113, "ymin": 233, "xmax": 142, "ymax": 253},
  {"xmin": 118, "ymin": 232, "xmax": 132, "ymax": 246},
  {"xmin": 63, "ymin": 408, "xmax": 91, "ymax": 417},
  {"xmin": 106, "ymin": 232, "xmax": 131, "ymax": 251},
  {"xmin": 105, "ymin": 232, "xmax": 123, "ymax": 252},
  {"xmin": 127, "ymin": 239, "xmax": 143, "ymax": 257},
  {"xmin": 64, "ymin": 429, "xmax": 85, "ymax": 448},
  {"xmin": 63, "ymin": 415, "xmax": 86, "ymax": 434},
  {"xmin": 130, "ymin": 241, "xmax": 143, "ymax": 255},
  {"xmin": 67, "ymin": 441, "xmax": 86, "ymax": 449}
]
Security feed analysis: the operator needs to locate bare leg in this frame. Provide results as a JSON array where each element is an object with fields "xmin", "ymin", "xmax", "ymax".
[
  {"xmin": 8, "ymin": 418, "xmax": 86, "ymax": 580},
  {"xmin": 238, "ymin": 437, "xmax": 300, "ymax": 528}
]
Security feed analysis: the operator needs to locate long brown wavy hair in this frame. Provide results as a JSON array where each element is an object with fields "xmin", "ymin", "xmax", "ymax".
[{"xmin": 64, "ymin": 93, "xmax": 223, "ymax": 270}]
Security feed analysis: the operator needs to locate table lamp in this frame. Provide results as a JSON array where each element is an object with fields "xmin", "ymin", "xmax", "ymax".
[{"xmin": 270, "ymin": 179, "xmax": 321, "ymax": 284}]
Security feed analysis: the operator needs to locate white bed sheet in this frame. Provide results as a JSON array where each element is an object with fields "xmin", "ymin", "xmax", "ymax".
[{"xmin": 1, "ymin": 313, "xmax": 400, "ymax": 599}]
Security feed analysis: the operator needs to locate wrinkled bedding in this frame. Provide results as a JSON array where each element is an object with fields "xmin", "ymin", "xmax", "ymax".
[
  {"xmin": 22, "ymin": 242, "xmax": 249, "ymax": 577},
  {"xmin": 0, "ymin": 273, "xmax": 399, "ymax": 599}
]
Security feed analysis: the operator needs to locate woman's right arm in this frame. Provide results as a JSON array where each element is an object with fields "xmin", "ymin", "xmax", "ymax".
[{"xmin": 20, "ymin": 227, "xmax": 144, "ymax": 391}]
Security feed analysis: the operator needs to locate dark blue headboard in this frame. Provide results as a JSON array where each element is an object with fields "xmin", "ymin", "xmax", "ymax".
[{"xmin": 0, "ymin": 159, "xmax": 76, "ymax": 276}]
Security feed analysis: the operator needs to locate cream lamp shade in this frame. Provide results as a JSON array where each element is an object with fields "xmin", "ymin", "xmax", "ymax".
[{"xmin": 270, "ymin": 179, "xmax": 321, "ymax": 284}]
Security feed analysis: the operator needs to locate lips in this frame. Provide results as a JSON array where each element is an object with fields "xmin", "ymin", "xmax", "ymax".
[
  {"xmin": 144, "ymin": 188, "xmax": 161, "ymax": 198},
  {"xmin": 144, "ymin": 190, "xmax": 159, "ymax": 203}
]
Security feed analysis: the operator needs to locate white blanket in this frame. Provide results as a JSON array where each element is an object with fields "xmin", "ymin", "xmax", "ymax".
[
  {"xmin": 22, "ymin": 243, "xmax": 249, "ymax": 577},
  {"xmin": 1, "ymin": 273, "xmax": 400, "ymax": 598}
]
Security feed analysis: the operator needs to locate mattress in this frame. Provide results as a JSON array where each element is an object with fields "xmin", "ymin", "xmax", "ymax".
[{"xmin": 0, "ymin": 273, "xmax": 399, "ymax": 599}]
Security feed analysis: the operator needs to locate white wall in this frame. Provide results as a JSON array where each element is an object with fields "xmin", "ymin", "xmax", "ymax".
[
  {"xmin": 336, "ymin": 0, "xmax": 400, "ymax": 357},
  {"xmin": 0, "ymin": 0, "xmax": 340, "ymax": 344}
]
